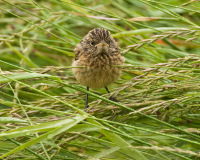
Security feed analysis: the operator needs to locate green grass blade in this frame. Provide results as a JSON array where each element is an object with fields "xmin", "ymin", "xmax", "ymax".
[{"xmin": 0, "ymin": 115, "xmax": 86, "ymax": 159}]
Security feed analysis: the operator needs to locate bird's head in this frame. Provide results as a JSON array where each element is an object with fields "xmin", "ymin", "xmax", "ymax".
[{"xmin": 80, "ymin": 28, "xmax": 119, "ymax": 56}]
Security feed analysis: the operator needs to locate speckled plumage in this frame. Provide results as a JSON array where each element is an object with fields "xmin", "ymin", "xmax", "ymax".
[{"xmin": 72, "ymin": 28, "xmax": 124, "ymax": 89}]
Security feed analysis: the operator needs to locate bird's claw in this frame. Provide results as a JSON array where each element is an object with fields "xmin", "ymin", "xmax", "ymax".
[
  {"xmin": 85, "ymin": 104, "xmax": 90, "ymax": 109},
  {"xmin": 109, "ymin": 96, "xmax": 119, "ymax": 102}
]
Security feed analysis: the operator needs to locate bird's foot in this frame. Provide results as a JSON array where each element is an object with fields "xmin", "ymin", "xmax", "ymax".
[
  {"xmin": 109, "ymin": 96, "xmax": 119, "ymax": 102},
  {"xmin": 85, "ymin": 104, "xmax": 90, "ymax": 109}
]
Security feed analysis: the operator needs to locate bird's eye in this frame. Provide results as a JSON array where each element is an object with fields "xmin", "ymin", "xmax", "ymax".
[{"xmin": 91, "ymin": 41, "xmax": 95, "ymax": 45}]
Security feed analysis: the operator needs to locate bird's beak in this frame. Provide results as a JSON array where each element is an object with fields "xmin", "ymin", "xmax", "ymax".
[{"xmin": 95, "ymin": 40, "xmax": 109, "ymax": 54}]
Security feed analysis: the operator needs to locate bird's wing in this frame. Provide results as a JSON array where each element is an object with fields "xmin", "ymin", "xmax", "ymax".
[{"xmin": 74, "ymin": 43, "xmax": 83, "ymax": 60}]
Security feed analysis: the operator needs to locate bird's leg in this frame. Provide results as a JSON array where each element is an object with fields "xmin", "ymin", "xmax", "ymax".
[
  {"xmin": 85, "ymin": 87, "xmax": 90, "ymax": 109},
  {"xmin": 105, "ymin": 87, "xmax": 118, "ymax": 102},
  {"xmin": 105, "ymin": 86, "xmax": 110, "ymax": 93}
]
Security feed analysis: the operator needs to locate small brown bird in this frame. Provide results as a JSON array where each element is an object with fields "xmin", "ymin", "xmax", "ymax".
[{"xmin": 72, "ymin": 28, "xmax": 124, "ymax": 108}]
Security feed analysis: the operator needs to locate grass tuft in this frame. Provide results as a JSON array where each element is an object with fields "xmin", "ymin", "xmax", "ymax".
[{"xmin": 0, "ymin": 0, "xmax": 200, "ymax": 159}]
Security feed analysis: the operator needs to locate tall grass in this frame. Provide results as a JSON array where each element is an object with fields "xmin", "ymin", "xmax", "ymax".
[{"xmin": 0, "ymin": 0, "xmax": 200, "ymax": 159}]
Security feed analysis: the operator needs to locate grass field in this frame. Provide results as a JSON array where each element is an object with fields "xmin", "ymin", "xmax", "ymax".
[{"xmin": 0, "ymin": 0, "xmax": 200, "ymax": 159}]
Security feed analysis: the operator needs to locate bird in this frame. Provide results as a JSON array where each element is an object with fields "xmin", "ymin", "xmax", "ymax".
[{"xmin": 72, "ymin": 28, "xmax": 124, "ymax": 108}]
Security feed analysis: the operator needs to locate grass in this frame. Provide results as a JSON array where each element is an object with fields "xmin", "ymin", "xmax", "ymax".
[{"xmin": 0, "ymin": 0, "xmax": 200, "ymax": 159}]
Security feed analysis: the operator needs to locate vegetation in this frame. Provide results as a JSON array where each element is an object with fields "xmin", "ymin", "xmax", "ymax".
[{"xmin": 0, "ymin": 0, "xmax": 200, "ymax": 159}]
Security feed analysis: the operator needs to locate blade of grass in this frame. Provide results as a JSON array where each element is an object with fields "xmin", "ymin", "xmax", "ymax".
[
  {"xmin": 5, "ymin": 42, "xmax": 38, "ymax": 68},
  {"xmin": 60, "ymin": 82, "xmax": 200, "ymax": 141},
  {"xmin": 0, "ymin": 6, "xmax": 74, "ymax": 45},
  {"xmin": 0, "ymin": 73, "xmax": 51, "ymax": 84},
  {"xmin": 0, "ymin": 114, "xmax": 86, "ymax": 159},
  {"xmin": 0, "ymin": 60, "xmax": 200, "ymax": 144},
  {"xmin": 112, "ymin": 27, "xmax": 189, "ymax": 38}
]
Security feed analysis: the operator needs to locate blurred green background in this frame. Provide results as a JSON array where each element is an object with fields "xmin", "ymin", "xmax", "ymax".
[{"xmin": 0, "ymin": 0, "xmax": 200, "ymax": 159}]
